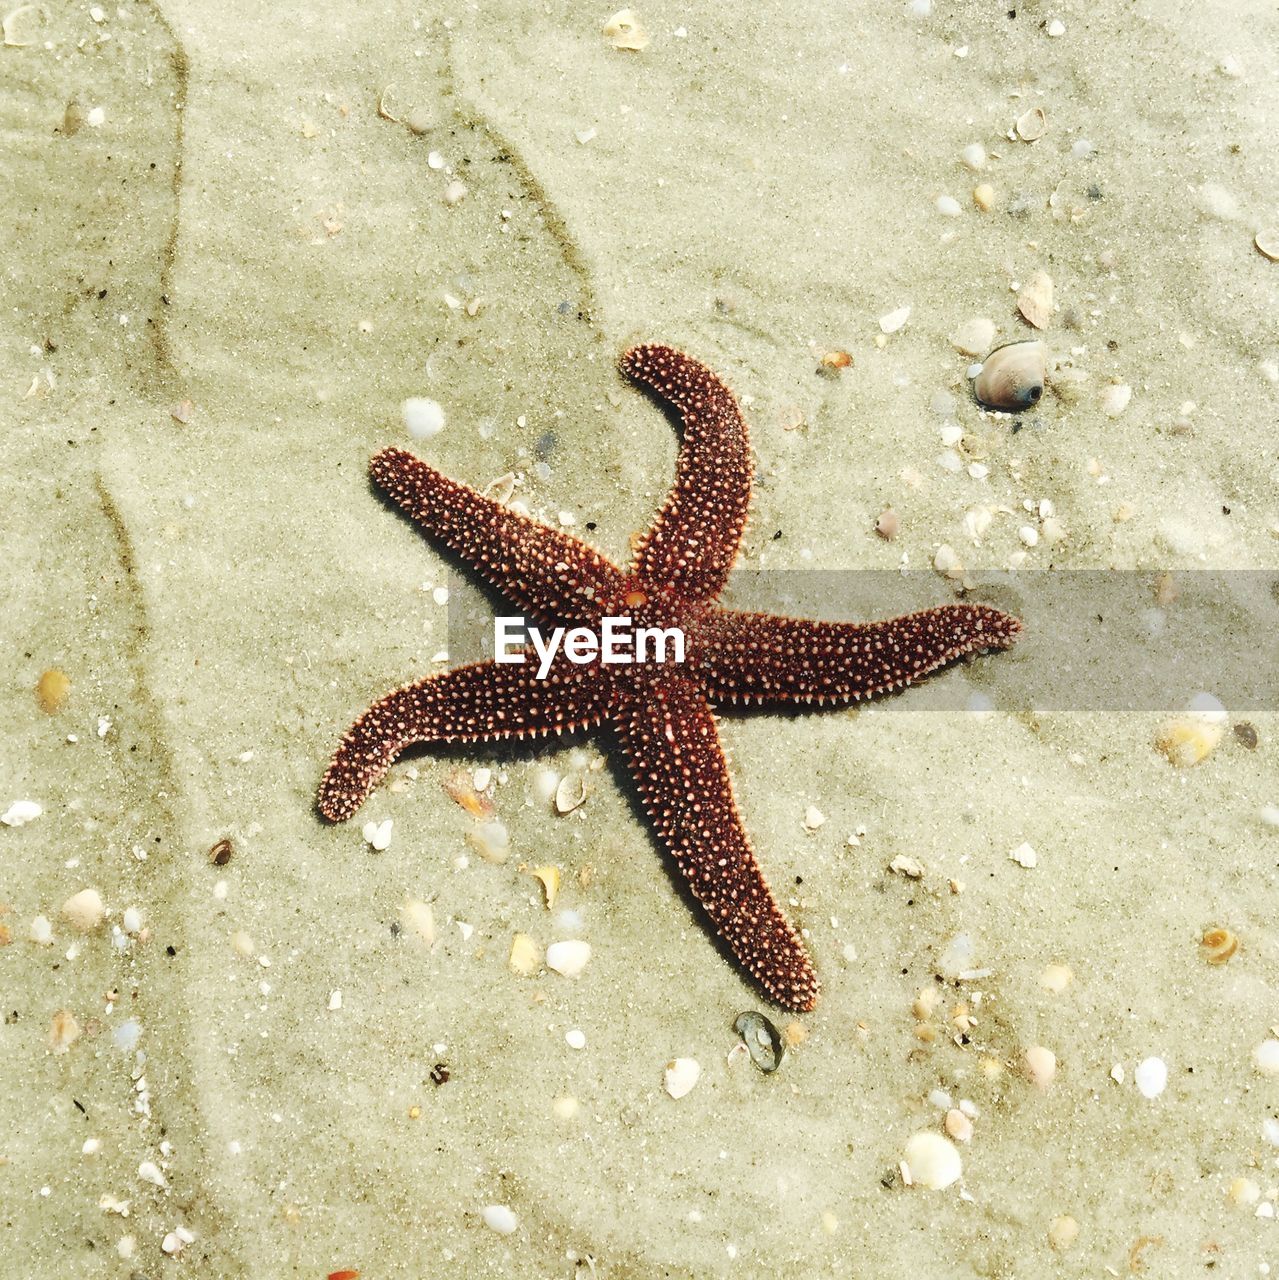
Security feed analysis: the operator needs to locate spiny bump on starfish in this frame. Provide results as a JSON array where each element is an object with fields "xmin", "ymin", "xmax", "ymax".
[{"xmin": 319, "ymin": 341, "xmax": 1021, "ymax": 1010}]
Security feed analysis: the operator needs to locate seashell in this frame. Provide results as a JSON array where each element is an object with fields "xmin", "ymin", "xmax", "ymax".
[
  {"xmin": 36, "ymin": 668, "xmax": 70, "ymax": 713},
  {"xmin": 1100, "ymin": 382, "xmax": 1132, "ymax": 417},
  {"xmin": 508, "ymin": 932, "xmax": 540, "ymax": 976},
  {"xmin": 950, "ymin": 317, "xmax": 997, "ymax": 357},
  {"xmin": 529, "ymin": 864, "xmax": 561, "ymax": 909},
  {"xmin": 554, "ymin": 774, "xmax": 587, "ymax": 814},
  {"xmin": 1024, "ymin": 1045, "xmax": 1057, "ymax": 1090},
  {"xmin": 663, "ymin": 1057, "xmax": 701, "ymax": 1099},
  {"xmin": 874, "ymin": 508, "xmax": 899, "ymax": 540},
  {"xmin": 467, "ymin": 818, "xmax": 509, "ymax": 863},
  {"xmin": 972, "ymin": 341, "xmax": 1046, "ymax": 411},
  {"xmin": 443, "ymin": 768, "xmax": 493, "ymax": 818},
  {"xmin": 1155, "ymin": 692, "xmax": 1226, "ymax": 767},
  {"xmin": 1015, "ymin": 105, "xmax": 1048, "ymax": 141},
  {"xmin": 733, "ymin": 1011, "xmax": 786, "ymax": 1073},
  {"xmin": 1017, "ymin": 271, "xmax": 1054, "ymax": 329},
  {"xmin": 972, "ymin": 183, "xmax": 995, "ymax": 212},
  {"xmin": 1255, "ymin": 229, "xmax": 1279, "ymax": 262},
  {"xmin": 1200, "ymin": 927, "xmax": 1238, "ymax": 965},
  {"xmin": 545, "ymin": 938, "xmax": 591, "ymax": 977},
  {"xmin": 602, "ymin": 8, "xmax": 649, "ymax": 50},
  {"xmin": 903, "ymin": 1132, "xmax": 962, "ymax": 1190}
]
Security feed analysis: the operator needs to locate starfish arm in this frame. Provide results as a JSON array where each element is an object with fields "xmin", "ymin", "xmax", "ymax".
[
  {"xmin": 612, "ymin": 676, "xmax": 820, "ymax": 1010},
  {"xmin": 620, "ymin": 344, "xmax": 752, "ymax": 603},
  {"xmin": 318, "ymin": 656, "xmax": 614, "ymax": 822},
  {"xmin": 693, "ymin": 603, "xmax": 1021, "ymax": 705},
  {"xmin": 370, "ymin": 446, "xmax": 626, "ymax": 627}
]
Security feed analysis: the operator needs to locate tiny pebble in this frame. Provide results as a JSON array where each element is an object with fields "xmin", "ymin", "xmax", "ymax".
[
  {"xmin": 1135, "ymin": 1056, "xmax": 1168, "ymax": 1098},
  {"xmin": 546, "ymin": 939, "xmax": 592, "ymax": 977},
  {"xmin": 1025, "ymin": 1045, "xmax": 1057, "ymax": 1089},
  {"xmin": 944, "ymin": 1109, "xmax": 973, "ymax": 1142},
  {"xmin": 482, "ymin": 1204, "xmax": 519, "ymax": 1235},
  {"xmin": 2, "ymin": 800, "xmax": 42, "ymax": 827},
  {"xmin": 1046, "ymin": 18, "xmax": 1065, "ymax": 35},
  {"xmin": 1254, "ymin": 1040, "xmax": 1279, "ymax": 1075},
  {"xmin": 402, "ymin": 398, "xmax": 445, "ymax": 440}
]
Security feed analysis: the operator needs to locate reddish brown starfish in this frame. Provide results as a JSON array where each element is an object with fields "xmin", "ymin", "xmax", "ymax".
[{"xmin": 318, "ymin": 345, "xmax": 1020, "ymax": 1010}]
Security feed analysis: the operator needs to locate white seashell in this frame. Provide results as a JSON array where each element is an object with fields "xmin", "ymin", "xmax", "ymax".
[
  {"xmin": 664, "ymin": 1057, "xmax": 701, "ymax": 1099},
  {"xmin": 1256, "ymin": 229, "xmax": 1279, "ymax": 262},
  {"xmin": 950, "ymin": 317, "xmax": 996, "ymax": 357},
  {"xmin": 545, "ymin": 939, "xmax": 591, "ymax": 977},
  {"xmin": 1100, "ymin": 383, "xmax": 1132, "ymax": 417},
  {"xmin": 554, "ymin": 774, "xmax": 587, "ymax": 814},
  {"xmin": 960, "ymin": 142, "xmax": 986, "ymax": 171},
  {"xmin": 1, "ymin": 799, "xmax": 42, "ymax": 826},
  {"xmin": 1017, "ymin": 271, "xmax": 1054, "ymax": 329},
  {"xmin": 402, "ymin": 398, "xmax": 445, "ymax": 440},
  {"xmin": 972, "ymin": 341, "xmax": 1046, "ymax": 411},
  {"xmin": 1256, "ymin": 1040, "xmax": 1279, "ymax": 1075},
  {"xmin": 1015, "ymin": 105, "xmax": 1048, "ymax": 141},
  {"xmin": 602, "ymin": 8, "xmax": 648, "ymax": 50},
  {"xmin": 1025, "ymin": 1045, "xmax": 1057, "ymax": 1089},
  {"xmin": 878, "ymin": 305, "xmax": 911, "ymax": 334},
  {"xmin": 903, "ymin": 1132, "xmax": 962, "ymax": 1189},
  {"xmin": 61, "ymin": 889, "xmax": 105, "ymax": 932}
]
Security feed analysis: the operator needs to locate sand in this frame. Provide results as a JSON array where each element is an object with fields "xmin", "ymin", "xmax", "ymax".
[{"xmin": 3, "ymin": 0, "xmax": 1279, "ymax": 1274}]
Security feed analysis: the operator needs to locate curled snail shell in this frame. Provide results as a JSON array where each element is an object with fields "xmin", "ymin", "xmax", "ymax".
[{"xmin": 972, "ymin": 340, "xmax": 1046, "ymax": 412}]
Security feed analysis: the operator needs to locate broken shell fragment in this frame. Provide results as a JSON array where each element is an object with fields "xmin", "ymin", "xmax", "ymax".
[
  {"xmin": 1015, "ymin": 105, "xmax": 1048, "ymax": 141},
  {"xmin": 1255, "ymin": 229, "xmax": 1279, "ymax": 262},
  {"xmin": 733, "ymin": 1011, "xmax": 786, "ymax": 1073},
  {"xmin": 950, "ymin": 317, "xmax": 997, "ymax": 357},
  {"xmin": 903, "ymin": 1131, "xmax": 962, "ymax": 1190},
  {"xmin": 1100, "ymin": 383, "xmax": 1132, "ymax": 418},
  {"xmin": 1155, "ymin": 693, "xmax": 1227, "ymax": 767},
  {"xmin": 1200, "ymin": 927, "xmax": 1238, "ymax": 965},
  {"xmin": 603, "ymin": 8, "xmax": 649, "ymax": 50},
  {"xmin": 972, "ymin": 341, "xmax": 1046, "ymax": 411},
  {"xmin": 1017, "ymin": 271, "xmax": 1054, "ymax": 329}
]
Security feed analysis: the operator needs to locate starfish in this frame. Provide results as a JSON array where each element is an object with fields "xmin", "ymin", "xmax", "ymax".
[{"xmin": 318, "ymin": 345, "xmax": 1020, "ymax": 1010}]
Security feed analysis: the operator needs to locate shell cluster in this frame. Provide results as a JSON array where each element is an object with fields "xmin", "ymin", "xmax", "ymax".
[{"xmin": 972, "ymin": 341, "xmax": 1046, "ymax": 412}]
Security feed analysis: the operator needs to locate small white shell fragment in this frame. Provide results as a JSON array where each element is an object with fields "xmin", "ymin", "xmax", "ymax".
[
  {"xmin": 960, "ymin": 142, "xmax": 986, "ymax": 171},
  {"xmin": 442, "ymin": 179, "xmax": 467, "ymax": 206},
  {"xmin": 936, "ymin": 195, "xmax": 962, "ymax": 218},
  {"xmin": 545, "ymin": 939, "xmax": 591, "ymax": 978},
  {"xmin": 137, "ymin": 1160, "xmax": 167, "ymax": 1189},
  {"xmin": 482, "ymin": 1204, "xmax": 519, "ymax": 1234},
  {"xmin": 1015, "ymin": 105, "xmax": 1047, "ymax": 141},
  {"xmin": 903, "ymin": 1131, "xmax": 962, "ymax": 1190},
  {"xmin": 161, "ymin": 1227, "xmax": 194, "ymax": 1255},
  {"xmin": 1025, "ymin": 1045, "xmax": 1057, "ymax": 1089},
  {"xmin": 86, "ymin": 106, "xmax": 105, "ymax": 128},
  {"xmin": 879, "ymin": 305, "xmax": 911, "ymax": 335},
  {"xmin": 1046, "ymin": 18, "xmax": 1065, "ymax": 35},
  {"xmin": 1017, "ymin": 272, "xmax": 1054, "ymax": 329},
  {"xmin": 468, "ymin": 819, "xmax": 509, "ymax": 863},
  {"xmin": 327, "ymin": 990, "xmax": 342, "ymax": 1011},
  {"xmin": 1009, "ymin": 841, "xmax": 1038, "ymax": 869},
  {"xmin": 602, "ymin": 8, "xmax": 649, "ymax": 50},
  {"xmin": 1018, "ymin": 525, "xmax": 1039, "ymax": 548},
  {"xmin": 1254, "ymin": 1040, "xmax": 1279, "ymax": 1075},
  {"xmin": 564, "ymin": 1027, "xmax": 586, "ymax": 1050},
  {"xmin": 82, "ymin": 1138, "xmax": 102, "ymax": 1155},
  {"xmin": 889, "ymin": 854, "xmax": 925, "ymax": 879},
  {"xmin": 933, "ymin": 543, "xmax": 962, "ymax": 575},
  {"xmin": 664, "ymin": 1057, "xmax": 701, "ymax": 1099},
  {"xmin": 1110, "ymin": 1063, "xmax": 1125, "ymax": 1084},
  {"xmin": 362, "ymin": 818, "xmax": 393, "ymax": 851},
  {"xmin": 950, "ymin": 317, "xmax": 996, "ymax": 357},
  {"xmin": 1039, "ymin": 963, "xmax": 1073, "ymax": 992},
  {"xmin": 803, "ymin": 805, "xmax": 826, "ymax": 831},
  {"xmin": 402, "ymin": 397, "xmax": 445, "ymax": 440},
  {"xmin": 122, "ymin": 906, "xmax": 143, "ymax": 935},
  {"xmin": 1100, "ymin": 383, "xmax": 1132, "ymax": 417},
  {"xmin": 1254, "ymin": 229, "xmax": 1279, "ymax": 262},
  {"xmin": 1071, "ymin": 138, "xmax": 1093, "ymax": 159},
  {"xmin": 402, "ymin": 899, "xmax": 436, "ymax": 947},
  {"xmin": 1134, "ymin": 1056, "xmax": 1168, "ymax": 1098},
  {"xmin": 1, "ymin": 799, "xmax": 42, "ymax": 826},
  {"xmin": 61, "ymin": 889, "xmax": 105, "ymax": 932}
]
